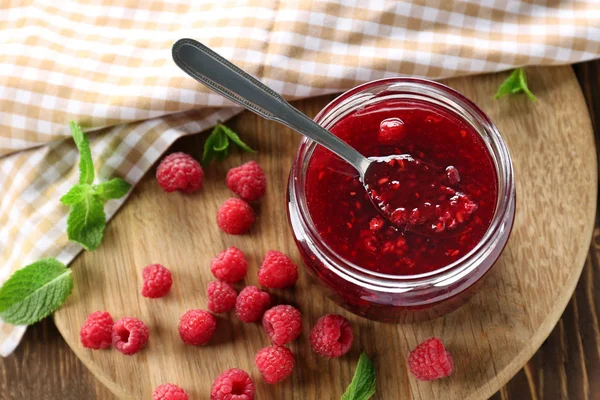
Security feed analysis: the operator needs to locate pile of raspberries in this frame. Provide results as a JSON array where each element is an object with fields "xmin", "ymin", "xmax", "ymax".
[{"xmin": 80, "ymin": 153, "xmax": 454, "ymax": 400}]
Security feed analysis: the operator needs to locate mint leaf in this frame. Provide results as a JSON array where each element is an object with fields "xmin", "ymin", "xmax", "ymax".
[
  {"xmin": 70, "ymin": 121, "xmax": 95, "ymax": 184},
  {"xmin": 214, "ymin": 146, "xmax": 229, "ymax": 161},
  {"xmin": 60, "ymin": 184, "xmax": 92, "ymax": 205},
  {"xmin": 96, "ymin": 178, "xmax": 131, "ymax": 201},
  {"xmin": 0, "ymin": 258, "xmax": 73, "ymax": 325},
  {"xmin": 202, "ymin": 124, "xmax": 255, "ymax": 165},
  {"xmin": 341, "ymin": 353, "xmax": 376, "ymax": 400},
  {"xmin": 202, "ymin": 127, "xmax": 221, "ymax": 165},
  {"xmin": 213, "ymin": 128, "xmax": 229, "ymax": 152},
  {"xmin": 517, "ymin": 68, "xmax": 537, "ymax": 101},
  {"xmin": 495, "ymin": 68, "xmax": 536, "ymax": 101},
  {"xmin": 221, "ymin": 124, "xmax": 255, "ymax": 153},
  {"xmin": 495, "ymin": 69, "xmax": 520, "ymax": 98},
  {"xmin": 66, "ymin": 193, "xmax": 106, "ymax": 250}
]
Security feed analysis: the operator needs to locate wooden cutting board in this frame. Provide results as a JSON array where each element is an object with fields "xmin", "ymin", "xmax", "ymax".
[{"xmin": 54, "ymin": 66, "xmax": 597, "ymax": 400}]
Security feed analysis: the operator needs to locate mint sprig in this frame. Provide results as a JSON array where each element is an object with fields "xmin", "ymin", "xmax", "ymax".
[
  {"xmin": 202, "ymin": 123, "xmax": 255, "ymax": 165},
  {"xmin": 0, "ymin": 258, "xmax": 73, "ymax": 325},
  {"xmin": 61, "ymin": 122, "xmax": 131, "ymax": 250},
  {"xmin": 495, "ymin": 68, "xmax": 536, "ymax": 101},
  {"xmin": 341, "ymin": 353, "xmax": 376, "ymax": 400},
  {"xmin": 0, "ymin": 122, "xmax": 132, "ymax": 327}
]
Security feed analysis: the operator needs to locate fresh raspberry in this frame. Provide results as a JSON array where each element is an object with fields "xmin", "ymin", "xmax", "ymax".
[
  {"xmin": 112, "ymin": 317, "xmax": 149, "ymax": 355},
  {"xmin": 378, "ymin": 117, "xmax": 405, "ymax": 143},
  {"xmin": 257, "ymin": 250, "xmax": 298, "ymax": 289},
  {"xmin": 262, "ymin": 305, "xmax": 302, "ymax": 345},
  {"xmin": 254, "ymin": 345, "xmax": 295, "ymax": 384},
  {"xmin": 408, "ymin": 337, "xmax": 454, "ymax": 381},
  {"xmin": 80, "ymin": 311, "xmax": 114, "ymax": 349},
  {"xmin": 141, "ymin": 264, "xmax": 173, "ymax": 298},
  {"xmin": 210, "ymin": 368, "xmax": 255, "ymax": 400},
  {"xmin": 178, "ymin": 309, "xmax": 217, "ymax": 346},
  {"xmin": 217, "ymin": 198, "xmax": 255, "ymax": 235},
  {"xmin": 210, "ymin": 247, "xmax": 248, "ymax": 282},
  {"xmin": 309, "ymin": 314, "xmax": 353, "ymax": 358},
  {"xmin": 226, "ymin": 161, "xmax": 267, "ymax": 201},
  {"xmin": 156, "ymin": 152, "xmax": 204, "ymax": 193},
  {"xmin": 207, "ymin": 281, "xmax": 237, "ymax": 313},
  {"xmin": 235, "ymin": 286, "xmax": 271, "ymax": 323},
  {"xmin": 153, "ymin": 383, "xmax": 188, "ymax": 400}
]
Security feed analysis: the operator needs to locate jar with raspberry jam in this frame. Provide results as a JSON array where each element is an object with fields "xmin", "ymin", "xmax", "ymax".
[{"xmin": 287, "ymin": 78, "xmax": 515, "ymax": 322}]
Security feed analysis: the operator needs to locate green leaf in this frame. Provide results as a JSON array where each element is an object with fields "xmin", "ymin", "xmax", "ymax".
[
  {"xmin": 66, "ymin": 193, "xmax": 106, "ymax": 251},
  {"xmin": 60, "ymin": 184, "xmax": 92, "ymax": 205},
  {"xmin": 494, "ymin": 69, "xmax": 520, "ymax": 99},
  {"xmin": 70, "ymin": 121, "xmax": 95, "ymax": 185},
  {"xmin": 0, "ymin": 258, "xmax": 73, "ymax": 325},
  {"xmin": 341, "ymin": 353, "xmax": 376, "ymax": 400},
  {"xmin": 202, "ymin": 123, "xmax": 255, "ymax": 165},
  {"xmin": 213, "ymin": 129, "xmax": 229, "ymax": 152},
  {"xmin": 202, "ymin": 127, "xmax": 221, "ymax": 165},
  {"xmin": 221, "ymin": 124, "xmax": 255, "ymax": 153},
  {"xmin": 95, "ymin": 178, "xmax": 131, "ymax": 201},
  {"xmin": 495, "ymin": 68, "xmax": 536, "ymax": 101},
  {"xmin": 517, "ymin": 68, "xmax": 537, "ymax": 101},
  {"xmin": 214, "ymin": 146, "xmax": 229, "ymax": 162}
]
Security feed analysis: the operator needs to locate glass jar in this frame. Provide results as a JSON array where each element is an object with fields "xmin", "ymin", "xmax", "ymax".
[{"xmin": 287, "ymin": 78, "xmax": 515, "ymax": 323}]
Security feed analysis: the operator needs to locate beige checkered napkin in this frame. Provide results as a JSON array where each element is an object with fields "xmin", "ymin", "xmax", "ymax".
[{"xmin": 1, "ymin": 0, "xmax": 599, "ymax": 356}]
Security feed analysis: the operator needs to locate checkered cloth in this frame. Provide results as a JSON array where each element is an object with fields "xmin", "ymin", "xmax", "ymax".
[{"xmin": 1, "ymin": 0, "xmax": 599, "ymax": 356}]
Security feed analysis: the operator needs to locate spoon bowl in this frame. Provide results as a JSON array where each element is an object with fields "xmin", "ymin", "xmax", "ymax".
[{"xmin": 364, "ymin": 154, "xmax": 478, "ymax": 237}]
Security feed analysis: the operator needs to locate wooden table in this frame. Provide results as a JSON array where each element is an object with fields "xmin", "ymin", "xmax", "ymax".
[{"xmin": 1, "ymin": 60, "xmax": 598, "ymax": 400}]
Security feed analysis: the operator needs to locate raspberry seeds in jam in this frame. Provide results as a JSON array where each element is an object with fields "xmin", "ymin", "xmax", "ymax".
[{"xmin": 305, "ymin": 98, "xmax": 497, "ymax": 275}]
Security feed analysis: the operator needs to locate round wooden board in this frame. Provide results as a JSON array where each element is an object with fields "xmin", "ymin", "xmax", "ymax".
[{"xmin": 55, "ymin": 66, "xmax": 597, "ymax": 400}]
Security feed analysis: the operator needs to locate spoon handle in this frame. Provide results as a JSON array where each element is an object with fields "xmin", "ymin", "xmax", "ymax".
[{"xmin": 172, "ymin": 38, "xmax": 368, "ymax": 175}]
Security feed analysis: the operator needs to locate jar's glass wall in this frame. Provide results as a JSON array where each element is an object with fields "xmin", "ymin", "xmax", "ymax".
[{"xmin": 288, "ymin": 78, "xmax": 515, "ymax": 323}]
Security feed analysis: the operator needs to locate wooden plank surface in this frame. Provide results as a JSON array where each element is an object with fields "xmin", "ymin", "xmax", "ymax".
[
  {"xmin": 0, "ymin": 62, "xmax": 598, "ymax": 400},
  {"xmin": 52, "ymin": 65, "xmax": 597, "ymax": 399}
]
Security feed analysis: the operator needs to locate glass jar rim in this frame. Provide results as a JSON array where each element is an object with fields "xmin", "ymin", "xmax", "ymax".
[{"xmin": 289, "ymin": 77, "xmax": 515, "ymax": 290}]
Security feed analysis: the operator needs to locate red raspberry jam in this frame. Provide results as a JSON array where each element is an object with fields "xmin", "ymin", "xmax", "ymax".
[
  {"xmin": 305, "ymin": 99, "xmax": 497, "ymax": 275},
  {"xmin": 288, "ymin": 78, "xmax": 515, "ymax": 322}
]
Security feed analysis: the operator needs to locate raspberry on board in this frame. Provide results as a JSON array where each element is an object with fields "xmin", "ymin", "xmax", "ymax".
[
  {"xmin": 153, "ymin": 383, "xmax": 189, "ymax": 400},
  {"xmin": 257, "ymin": 250, "xmax": 298, "ymax": 289},
  {"xmin": 408, "ymin": 337, "xmax": 454, "ymax": 381},
  {"xmin": 80, "ymin": 311, "xmax": 113, "ymax": 349},
  {"xmin": 210, "ymin": 247, "xmax": 248, "ymax": 282},
  {"xmin": 226, "ymin": 160, "xmax": 267, "ymax": 201},
  {"xmin": 210, "ymin": 368, "xmax": 255, "ymax": 400},
  {"xmin": 217, "ymin": 198, "xmax": 255, "ymax": 235},
  {"xmin": 112, "ymin": 317, "xmax": 149, "ymax": 355},
  {"xmin": 309, "ymin": 314, "xmax": 353, "ymax": 358},
  {"xmin": 141, "ymin": 263, "xmax": 173, "ymax": 298},
  {"xmin": 178, "ymin": 309, "xmax": 217, "ymax": 346},
  {"xmin": 235, "ymin": 286, "xmax": 271, "ymax": 323},
  {"xmin": 254, "ymin": 345, "xmax": 295, "ymax": 384},
  {"xmin": 156, "ymin": 152, "xmax": 204, "ymax": 193},
  {"xmin": 207, "ymin": 281, "xmax": 237, "ymax": 313},
  {"xmin": 262, "ymin": 305, "xmax": 302, "ymax": 346}
]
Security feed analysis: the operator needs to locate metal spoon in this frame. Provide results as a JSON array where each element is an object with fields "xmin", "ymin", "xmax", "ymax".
[{"xmin": 171, "ymin": 38, "xmax": 431, "ymax": 225}]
